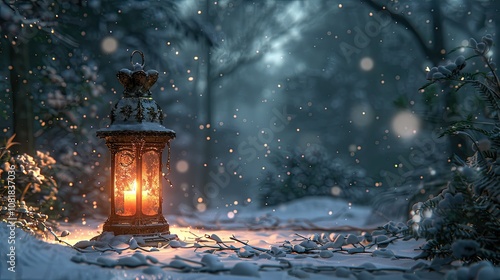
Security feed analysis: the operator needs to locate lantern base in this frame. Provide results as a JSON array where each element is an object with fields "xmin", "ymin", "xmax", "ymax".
[
  {"xmin": 103, "ymin": 222, "xmax": 170, "ymax": 236},
  {"xmin": 102, "ymin": 215, "xmax": 170, "ymax": 235}
]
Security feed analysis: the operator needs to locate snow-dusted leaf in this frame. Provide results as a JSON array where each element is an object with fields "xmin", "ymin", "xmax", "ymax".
[
  {"xmin": 476, "ymin": 42, "xmax": 486, "ymax": 53},
  {"xmin": 445, "ymin": 63, "xmax": 457, "ymax": 72},
  {"xmin": 293, "ymin": 244, "xmax": 306, "ymax": 253},
  {"xmin": 426, "ymin": 67, "xmax": 438, "ymax": 80},
  {"xmin": 359, "ymin": 262, "xmax": 376, "ymax": 270},
  {"xmin": 60, "ymin": 230, "xmax": 70, "ymax": 237},
  {"xmin": 310, "ymin": 233, "xmax": 320, "ymax": 242},
  {"xmin": 336, "ymin": 267, "xmax": 351, "ymax": 278},
  {"xmin": 201, "ymin": 254, "xmax": 224, "ymax": 271},
  {"xmin": 469, "ymin": 38, "xmax": 477, "ymax": 48},
  {"xmin": 169, "ymin": 240, "xmax": 184, "ymax": 248},
  {"xmin": 320, "ymin": 232, "xmax": 330, "ymax": 243},
  {"xmin": 347, "ymin": 247, "xmax": 364, "ymax": 254},
  {"xmin": 432, "ymin": 72, "xmax": 446, "ymax": 79},
  {"xmin": 238, "ymin": 251, "xmax": 253, "ymax": 258},
  {"xmin": 117, "ymin": 256, "xmax": 146, "ymax": 267},
  {"xmin": 209, "ymin": 234, "xmax": 223, "ymax": 243},
  {"xmin": 258, "ymin": 252, "xmax": 272, "ymax": 259},
  {"xmin": 238, "ymin": 246, "xmax": 256, "ymax": 258},
  {"xmin": 132, "ymin": 252, "xmax": 147, "ymax": 262},
  {"xmin": 134, "ymin": 236, "xmax": 147, "ymax": 247},
  {"xmin": 319, "ymin": 242, "xmax": 335, "ymax": 250},
  {"xmin": 482, "ymin": 34, "xmax": 494, "ymax": 46},
  {"xmin": 374, "ymin": 235, "xmax": 388, "ymax": 244},
  {"xmin": 299, "ymin": 240, "xmax": 317, "ymax": 249},
  {"xmin": 319, "ymin": 250, "xmax": 334, "ymax": 258},
  {"xmin": 169, "ymin": 259, "xmax": 192, "ymax": 270},
  {"xmin": 372, "ymin": 230, "xmax": 386, "ymax": 236},
  {"xmin": 74, "ymin": 240, "xmax": 95, "ymax": 249},
  {"xmin": 294, "ymin": 254, "xmax": 308, "ymax": 259},
  {"xmin": 438, "ymin": 66, "xmax": 452, "ymax": 76},
  {"xmin": 363, "ymin": 232, "xmax": 373, "ymax": 243},
  {"xmin": 230, "ymin": 262, "xmax": 260, "ymax": 277},
  {"xmin": 110, "ymin": 234, "xmax": 131, "ymax": 244},
  {"xmin": 372, "ymin": 249, "xmax": 394, "ymax": 258},
  {"xmin": 344, "ymin": 234, "xmax": 359, "ymax": 245},
  {"xmin": 129, "ymin": 238, "xmax": 139, "ymax": 250},
  {"xmin": 331, "ymin": 234, "xmax": 345, "ymax": 248},
  {"xmin": 96, "ymin": 256, "xmax": 118, "ymax": 267},
  {"xmin": 270, "ymin": 246, "xmax": 286, "ymax": 257},
  {"xmin": 70, "ymin": 255, "xmax": 86, "ymax": 263}
]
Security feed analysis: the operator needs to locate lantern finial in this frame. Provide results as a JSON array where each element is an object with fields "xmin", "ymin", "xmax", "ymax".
[
  {"xmin": 117, "ymin": 50, "xmax": 159, "ymax": 98},
  {"xmin": 102, "ymin": 50, "xmax": 173, "ymax": 129}
]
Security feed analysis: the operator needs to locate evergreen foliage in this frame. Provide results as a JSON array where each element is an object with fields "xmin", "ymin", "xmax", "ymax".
[
  {"xmin": 408, "ymin": 35, "xmax": 500, "ymax": 264},
  {"xmin": 0, "ymin": 135, "xmax": 60, "ymax": 215},
  {"xmin": 259, "ymin": 145, "xmax": 373, "ymax": 206}
]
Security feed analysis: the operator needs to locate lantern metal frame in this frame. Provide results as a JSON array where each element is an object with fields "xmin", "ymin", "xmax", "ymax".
[{"xmin": 96, "ymin": 50, "xmax": 175, "ymax": 238}]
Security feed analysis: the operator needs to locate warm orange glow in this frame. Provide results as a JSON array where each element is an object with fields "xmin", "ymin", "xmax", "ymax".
[
  {"xmin": 123, "ymin": 180, "xmax": 137, "ymax": 215},
  {"xmin": 142, "ymin": 190, "xmax": 154, "ymax": 215},
  {"xmin": 123, "ymin": 180, "xmax": 156, "ymax": 215}
]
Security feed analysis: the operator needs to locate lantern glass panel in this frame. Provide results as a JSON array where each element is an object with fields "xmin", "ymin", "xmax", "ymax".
[
  {"xmin": 142, "ymin": 150, "xmax": 160, "ymax": 215},
  {"xmin": 115, "ymin": 149, "xmax": 137, "ymax": 216}
]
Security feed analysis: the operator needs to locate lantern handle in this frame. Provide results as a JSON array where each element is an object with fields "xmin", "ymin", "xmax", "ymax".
[{"xmin": 130, "ymin": 50, "xmax": 145, "ymax": 68}]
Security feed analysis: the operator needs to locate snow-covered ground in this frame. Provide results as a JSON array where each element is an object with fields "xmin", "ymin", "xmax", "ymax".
[{"xmin": 0, "ymin": 197, "xmax": 477, "ymax": 279}]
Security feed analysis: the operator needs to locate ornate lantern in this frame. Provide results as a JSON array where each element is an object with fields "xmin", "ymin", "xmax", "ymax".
[{"xmin": 97, "ymin": 51, "xmax": 175, "ymax": 237}]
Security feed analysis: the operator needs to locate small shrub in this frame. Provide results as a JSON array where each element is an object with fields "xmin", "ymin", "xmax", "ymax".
[
  {"xmin": 259, "ymin": 144, "xmax": 372, "ymax": 206},
  {"xmin": 0, "ymin": 135, "xmax": 59, "ymax": 215}
]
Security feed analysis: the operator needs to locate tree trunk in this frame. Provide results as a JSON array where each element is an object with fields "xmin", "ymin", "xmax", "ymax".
[
  {"xmin": 10, "ymin": 43, "xmax": 35, "ymax": 156},
  {"xmin": 429, "ymin": 0, "xmax": 466, "ymax": 159},
  {"xmin": 201, "ymin": 0, "xmax": 214, "ymax": 200}
]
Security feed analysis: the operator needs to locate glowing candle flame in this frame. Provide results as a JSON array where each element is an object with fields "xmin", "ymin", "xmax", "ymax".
[{"xmin": 123, "ymin": 180, "xmax": 137, "ymax": 215}]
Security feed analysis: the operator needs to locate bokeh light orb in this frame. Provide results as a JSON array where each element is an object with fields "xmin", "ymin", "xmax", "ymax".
[
  {"xmin": 331, "ymin": 186, "xmax": 341, "ymax": 196},
  {"xmin": 360, "ymin": 57, "xmax": 374, "ymax": 71},
  {"xmin": 391, "ymin": 111, "xmax": 420, "ymax": 138},
  {"xmin": 176, "ymin": 160, "xmax": 189, "ymax": 173},
  {"xmin": 101, "ymin": 36, "xmax": 118, "ymax": 54}
]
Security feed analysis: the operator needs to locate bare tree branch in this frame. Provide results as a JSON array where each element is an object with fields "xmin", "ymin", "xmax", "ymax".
[{"xmin": 362, "ymin": 0, "xmax": 437, "ymax": 62}]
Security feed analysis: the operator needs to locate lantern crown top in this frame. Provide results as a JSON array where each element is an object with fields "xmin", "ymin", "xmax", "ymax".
[
  {"xmin": 117, "ymin": 50, "xmax": 159, "ymax": 98},
  {"xmin": 96, "ymin": 50, "xmax": 176, "ymax": 136}
]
